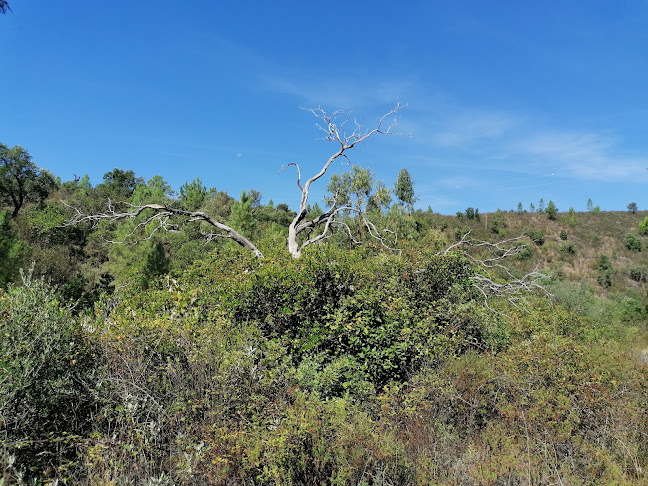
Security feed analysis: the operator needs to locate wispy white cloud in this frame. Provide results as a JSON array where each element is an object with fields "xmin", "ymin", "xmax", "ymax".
[
  {"xmin": 409, "ymin": 105, "xmax": 647, "ymax": 184},
  {"xmin": 429, "ymin": 111, "xmax": 519, "ymax": 147},
  {"xmin": 507, "ymin": 131, "xmax": 648, "ymax": 182},
  {"xmin": 263, "ymin": 74, "xmax": 415, "ymax": 110},
  {"xmin": 209, "ymin": 36, "xmax": 646, "ymax": 188}
]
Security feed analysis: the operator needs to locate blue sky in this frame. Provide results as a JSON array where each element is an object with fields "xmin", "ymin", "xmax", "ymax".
[{"xmin": 1, "ymin": 1, "xmax": 646, "ymax": 214}]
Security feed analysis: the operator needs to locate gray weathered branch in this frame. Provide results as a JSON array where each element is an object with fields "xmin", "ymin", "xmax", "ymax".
[
  {"xmin": 440, "ymin": 230, "xmax": 551, "ymax": 309},
  {"xmin": 61, "ymin": 200, "xmax": 263, "ymax": 258},
  {"xmin": 286, "ymin": 104, "xmax": 406, "ymax": 258}
]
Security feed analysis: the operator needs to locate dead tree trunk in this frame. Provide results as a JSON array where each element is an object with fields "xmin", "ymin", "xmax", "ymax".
[{"xmin": 284, "ymin": 104, "xmax": 405, "ymax": 258}]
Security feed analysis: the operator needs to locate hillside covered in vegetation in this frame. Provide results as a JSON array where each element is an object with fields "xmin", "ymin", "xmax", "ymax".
[{"xmin": 1, "ymin": 146, "xmax": 648, "ymax": 484}]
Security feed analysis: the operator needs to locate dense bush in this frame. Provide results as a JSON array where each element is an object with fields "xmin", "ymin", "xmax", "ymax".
[
  {"xmin": 0, "ymin": 270, "xmax": 102, "ymax": 482},
  {"xmin": 625, "ymin": 233, "xmax": 642, "ymax": 252}
]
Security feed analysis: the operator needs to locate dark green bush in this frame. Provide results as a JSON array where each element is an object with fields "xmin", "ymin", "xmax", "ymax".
[
  {"xmin": 625, "ymin": 233, "xmax": 642, "ymax": 252},
  {"xmin": 560, "ymin": 230, "xmax": 568, "ymax": 240},
  {"xmin": 597, "ymin": 255, "xmax": 613, "ymax": 288},
  {"xmin": 489, "ymin": 210, "xmax": 507, "ymax": 236}
]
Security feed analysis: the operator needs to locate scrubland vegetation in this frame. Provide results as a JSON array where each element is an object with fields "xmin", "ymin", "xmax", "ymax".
[{"xmin": 1, "ymin": 143, "xmax": 648, "ymax": 484}]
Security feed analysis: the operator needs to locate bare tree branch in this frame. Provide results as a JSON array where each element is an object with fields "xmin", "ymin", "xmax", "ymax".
[
  {"xmin": 287, "ymin": 104, "xmax": 407, "ymax": 258},
  {"xmin": 61, "ymin": 200, "xmax": 264, "ymax": 258},
  {"xmin": 440, "ymin": 230, "xmax": 551, "ymax": 310}
]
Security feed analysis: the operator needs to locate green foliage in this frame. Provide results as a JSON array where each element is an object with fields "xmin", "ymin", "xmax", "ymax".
[
  {"xmin": 526, "ymin": 228, "xmax": 545, "ymax": 246},
  {"xmin": 408, "ymin": 330, "xmax": 648, "ymax": 484},
  {"xmin": 229, "ymin": 190, "xmax": 256, "ymax": 237},
  {"xmin": 140, "ymin": 240, "xmax": 170, "ymax": 289},
  {"xmin": 0, "ymin": 143, "xmax": 58, "ymax": 217},
  {"xmin": 597, "ymin": 254, "xmax": 613, "ymax": 288},
  {"xmin": 558, "ymin": 241, "xmax": 576, "ymax": 254},
  {"xmin": 546, "ymin": 200, "xmax": 558, "ymax": 220},
  {"xmin": 232, "ymin": 248, "xmax": 478, "ymax": 389},
  {"xmin": 201, "ymin": 189, "xmax": 235, "ymax": 220},
  {"xmin": 464, "ymin": 207, "xmax": 480, "ymax": 220},
  {"xmin": 3, "ymin": 148, "xmax": 648, "ymax": 483},
  {"xmin": 393, "ymin": 168, "xmax": 416, "ymax": 212},
  {"xmin": 179, "ymin": 177, "xmax": 208, "ymax": 211},
  {"xmin": 625, "ymin": 233, "xmax": 642, "ymax": 252},
  {"xmin": 627, "ymin": 202, "xmax": 638, "ymax": 214},
  {"xmin": 629, "ymin": 265, "xmax": 648, "ymax": 283},
  {"xmin": 0, "ymin": 270, "xmax": 101, "ymax": 481},
  {"xmin": 0, "ymin": 211, "xmax": 21, "ymax": 286},
  {"xmin": 639, "ymin": 216, "xmax": 648, "ymax": 235},
  {"xmin": 327, "ymin": 165, "xmax": 389, "ymax": 213},
  {"xmin": 489, "ymin": 210, "xmax": 507, "ymax": 235},
  {"xmin": 513, "ymin": 240, "xmax": 533, "ymax": 260},
  {"xmin": 130, "ymin": 175, "xmax": 173, "ymax": 205},
  {"xmin": 97, "ymin": 168, "xmax": 143, "ymax": 200}
]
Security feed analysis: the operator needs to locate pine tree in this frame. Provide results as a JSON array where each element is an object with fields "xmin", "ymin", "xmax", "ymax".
[
  {"xmin": 140, "ymin": 240, "xmax": 170, "ymax": 289},
  {"xmin": 394, "ymin": 168, "xmax": 416, "ymax": 213}
]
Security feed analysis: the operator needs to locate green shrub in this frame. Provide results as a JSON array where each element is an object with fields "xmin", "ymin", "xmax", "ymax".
[
  {"xmin": 597, "ymin": 255, "xmax": 613, "ymax": 288},
  {"xmin": 0, "ymin": 211, "xmax": 22, "ymax": 287},
  {"xmin": 465, "ymin": 207, "xmax": 480, "ymax": 220},
  {"xmin": 546, "ymin": 200, "xmax": 558, "ymax": 220},
  {"xmin": 625, "ymin": 233, "xmax": 642, "ymax": 251},
  {"xmin": 514, "ymin": 241, "xmax": 533, "ymax": 260},
  {"xmin": 489, "ymin": 210, "xmax": 507, "ymax": 236},
  {"xmin": 0, "ymin": 269, "xmax": 102, "ymax": 482},
  {"xmin": 629, "ymin": 265, "xmax": 648, "ymax": 283},
  {"xmin": 638, "ymin": 216, "xmax": 648, "ymax": 235},
  {"xmin": 559, "ymin": 241, "xmax": 576, "ymax": 254},
  {"xmin": 560, "ymin": 230, "xmax": 568, "ymax": 240},
  {"xmin": 526, "ymin": 228, "xmax": 545, "ymax": 246},
  {"xmin": 232, "ymin": 248, "xmax": 477, "ymax": 388}
]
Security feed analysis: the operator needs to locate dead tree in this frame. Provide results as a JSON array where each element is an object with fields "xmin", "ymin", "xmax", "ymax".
[
  {"xmin": 284, "ymin": 104, "xmax": 405, "ymax": 258},
  {"xmin": 63, "ymin": 105, "xmax": 405, "ymax": 260},
  {"xmin": 63, "ymin": 200, "xmax": 264, "ymax": 258},
  {"xmin": 441, "ymin": 231, "xmax": 551, "ymax": 309}
]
